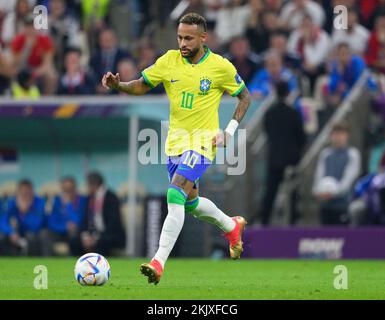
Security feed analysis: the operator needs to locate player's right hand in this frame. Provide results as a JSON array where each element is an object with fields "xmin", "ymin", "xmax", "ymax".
[{"xmin": 102, "ymin": 72, "xmax": 120, "ymax": 90}]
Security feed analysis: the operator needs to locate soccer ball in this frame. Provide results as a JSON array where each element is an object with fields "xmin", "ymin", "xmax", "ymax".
[
  {"xmin": 316, "ymin": 176, "xmax": 340, "ymax": 195},
  {"xmin": 74, "ymin": 253, "xmax": 110, "ymax": 286}
]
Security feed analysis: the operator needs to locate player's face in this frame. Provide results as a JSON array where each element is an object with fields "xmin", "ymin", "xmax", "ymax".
[{"xmin": 177, "ymin": 23, "xmax": 206, "ymax": 59}]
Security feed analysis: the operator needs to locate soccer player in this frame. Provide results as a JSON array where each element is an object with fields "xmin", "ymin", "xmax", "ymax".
[{"xmin": 102, "ymin": 13, "xmax": 251, "ymax": 285}]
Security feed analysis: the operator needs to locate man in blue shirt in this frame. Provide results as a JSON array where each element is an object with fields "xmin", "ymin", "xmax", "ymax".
[
  {"xmin": 0, "ymin": 179, "xmax": 47, "ymax": 255},
  {"xmin": 327, "ymin": 43, "xmax": 367, "ymax": 107},
  {"xmin": 47, "ymin": 176, "xmax": 87, "ymax": 255},
  {"xmin": 248, "ymin": 50, "xmax": 304, "ymax": 117}
]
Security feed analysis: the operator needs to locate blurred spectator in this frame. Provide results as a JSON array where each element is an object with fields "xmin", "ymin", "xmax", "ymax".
[
  {"xmin": 225, "ymin": 36, "xmax": 261, "ymax": 86},
  {"xmin": 264, "ymin": 0, "xmax": 283, "ymax": 12},
  {"xmin": 113, "ymin": 58, "xmax": 138, "ymax": 95},
  {"xmin": 257, "ymin": 81, "xmax": 306, "ymax": 225},
  {"xmin": 11, "ymin": 14, "xmax": 58, "ymax": 95},
  {"xmin": 203, "ymin": 0, "xmax": 226, "ymax": 28},
  {"xmin": 81, "ymin": 0, "xmax": 111, "ymax": 52},
  {"xmin": 136, "ymin": 41, "xmax": 165, "ymax": 95},
  {"xmin": 244, "ymin": 0, "xmax": 267, "ymax": 54},
  {"xmin": 57, "ymin": 47, "xmax": 96, "ymax": 95},
  {"xmin": 0, "ymin": 179, "xmax": 48, "ymax": 256},
  {"xmin": 71, "ymin": 172, "xmax": 126, "ymax": 256},
  {"xmin": 349, "ymin": 152, "xmax": 385, "ymax": 226},
  {"xmin": 248, "ymin": 50, "xmax": 303, "ymax": 116},
  {"xmin": 313, "ymin": 123, "xmax": 361, "ymax": 225},
  {"xmin": 90, "ymin": 28, "xmax": 131, "ymax": 94},
  {"xmin": 136, "ymin": 41, "xmax": 158, "ymax": 73},
  {"xmin": 47, "ymin": 176, "xmax": 87, "ymax": 256},
  {"xmin": 11, "ymin": 69, "xmax": 41, "ymax": 99},
  {"xmin": 331, "ymin": 10, "xmax": 370, "ymax": 56},
  {"xmin": 48, "ymin": 0, "xmax": 81, "ymax": 72},
  {"xmin": 362, "ymin": 0, "xmax": 385, "ymax": 30},
  {"xmin": 214, "ymin": 0, "xmax": 250, "ymax": 46},
  {"xmin": 247, "ymin": 9, "xmax": 283, "ymax": 54},
  {"xmin": 205, "ymin": 27, "xmax": 222, "ymax": 54},
  {"xmin": 1, "ymin": 0, "xmax": 31, "ymax": 47},
  {"xmin": 279, "ymin": 0, "xmax": 325, "ymax": 31},
  {"xmin": 182, "ymin": 0, "xmax": 206, "ymax": 18},
  {"xmin": 366, "ymin": 14, "xmax": 385, "ymax": 74},
  {"xmin": 0, "ymin": 0, "xmax": 35, "ymax": 16},
  {"xmin": 327, "ymin": 43, "xmax": 368, "ymax": 108},
  {"xmin": 287, "ymin": 14, "xmax": 330, "ymax": 93},
  {"xmin": 268, "ymin": 31, "xmax": 301, "ymax": 69},
  {"xmin": 0, "ymin": 44, "xmax": 16, "ymax": 94}
]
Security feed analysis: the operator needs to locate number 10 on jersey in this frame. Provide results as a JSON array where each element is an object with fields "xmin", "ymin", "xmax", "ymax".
[{"xmin": 181, "ymin": 92, "xmax": 194, "ymax": 109}]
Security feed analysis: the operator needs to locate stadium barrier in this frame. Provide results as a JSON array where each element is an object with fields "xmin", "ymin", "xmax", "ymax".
[{"xmin": 276, "ymin": 71, "xmax": 372, "ymax": 225}]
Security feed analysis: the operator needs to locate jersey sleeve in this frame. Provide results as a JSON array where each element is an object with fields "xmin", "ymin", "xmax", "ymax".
[
  {"xmin": 141, "ymin": 52, "xmax": 169, "ymax": 88},
  {"xmin": 220, "ymin": 59, "xmax": 246, "ymax": 97}
]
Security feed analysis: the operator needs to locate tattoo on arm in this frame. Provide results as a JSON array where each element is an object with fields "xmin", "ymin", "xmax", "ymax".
[
  {"xmin": 117, "ymin": 77, "xmax": 152, "ymax": 95},
  {"xmin": 232, "ymin": 86, "xmax": 251, "ymax": 123}
]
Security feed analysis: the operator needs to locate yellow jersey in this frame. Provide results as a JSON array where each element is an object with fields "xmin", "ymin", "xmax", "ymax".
[{"xmin": 141, "ymin": 47, "xmax": 245, "ymax": 161}]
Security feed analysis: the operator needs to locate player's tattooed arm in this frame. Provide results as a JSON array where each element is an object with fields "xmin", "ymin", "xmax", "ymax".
[
  {"xmin": 232, "ymin": 86, "xmax": 251, "ymax": 123},
  {"xmin": 102, "ymin": 72, "xmax": 152, "ymax": 95},
  {"xmin": 213, "ymin": 87, "xmax": 251, "ymax": 148}
]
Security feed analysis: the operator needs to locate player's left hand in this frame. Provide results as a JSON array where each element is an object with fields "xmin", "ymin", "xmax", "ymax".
[{"xmin": 212, "ymin": 130, "xmax": 231, "ymax": 148}]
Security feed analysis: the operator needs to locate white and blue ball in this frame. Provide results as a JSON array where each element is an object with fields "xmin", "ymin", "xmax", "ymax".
[{"xmin": 74, "ymin": 253, "xmax": 110, "ymax": 286}]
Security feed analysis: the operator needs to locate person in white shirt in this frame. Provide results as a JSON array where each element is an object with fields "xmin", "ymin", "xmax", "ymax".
[
  {"xmin": 287, "ymin": 14, "xmax": 331, "ymax": 93},
  {"xmin": 331, "ymin": 10, "xmax": 370, "ymax": 56},
  {"xmin": 214, "ymin": 0, "xmax": 250, "ymax": 46},
  {"xmin": 279, "ymin": 0, "xmax": 325, "ymax": 31},
  {"xmin": 1, "ymin": 0, "xmax": 34, "ymax": 47}
]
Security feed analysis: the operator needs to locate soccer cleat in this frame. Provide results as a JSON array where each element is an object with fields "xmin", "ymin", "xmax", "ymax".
[
  {"xmin": 224, "ymin": 216, "xmax": 247, "ymax": 260},
  {"xmin": 140, "ymin": 259, "xmax": 163, "ymax": 285}
]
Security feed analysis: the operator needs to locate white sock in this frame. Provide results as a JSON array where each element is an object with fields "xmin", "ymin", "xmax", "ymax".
[
  {"xmin": 153, "ymin": 203, "xmax": 185, "ymax": 269},
  {"xmin": 191, "ymin": 197, "xmax": 236, "ymax": 232}
]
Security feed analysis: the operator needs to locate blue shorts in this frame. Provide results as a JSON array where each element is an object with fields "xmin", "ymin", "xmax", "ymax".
[{"xmin": 167, "ymin": 150, "xmax": 211, "ymax": 189}]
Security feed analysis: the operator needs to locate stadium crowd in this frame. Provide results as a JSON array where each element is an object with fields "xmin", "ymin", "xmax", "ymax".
[
  {"xmin": 2, "ymin": 0, "xmax": 385, "ymax": 246},
  {"xmin": 0, "ymin": 172, "xmax": 126, "ymax": 256}
]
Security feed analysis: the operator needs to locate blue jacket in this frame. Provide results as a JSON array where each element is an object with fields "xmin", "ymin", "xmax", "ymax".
[
  {"xmin": 248, "ymin": 67, "xmax": 304, "ymax": 117},
  {"xmin": 248, "ymin": 67, "xmax": 299, "ymax": 97},
  {"xmin": 47, "ymin": 195, "xmax": 87, "ymax": 234},
  {"xmin": 1, "ymin": 196, "xmax": 46, "ymax": 236},
  {"xmin": 328, "ymin": 55, "xmax": 368, "ymax": 98}
]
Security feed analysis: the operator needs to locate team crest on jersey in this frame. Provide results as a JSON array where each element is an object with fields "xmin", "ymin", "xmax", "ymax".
[{"xmin": 199, "ymin": 77, "xmax": 212, "ymax": 95}]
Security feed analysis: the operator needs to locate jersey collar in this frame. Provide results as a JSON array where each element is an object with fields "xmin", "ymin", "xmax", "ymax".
[{"xmin": 183, "ymin": 46, "xmax": 211, "ymax": 65}]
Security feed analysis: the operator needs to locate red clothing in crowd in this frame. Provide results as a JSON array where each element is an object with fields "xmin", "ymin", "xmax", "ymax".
[
  {"xmin": 359, "ymin": 0, "xmax": 379, "ymax": 24},
  {"xmin": 11, "ymin": 33, "xmax": 54, "ymax": 68},
  {"xmin": 365, "ymin": 30, "xmax": 385, "ymax": 73}
]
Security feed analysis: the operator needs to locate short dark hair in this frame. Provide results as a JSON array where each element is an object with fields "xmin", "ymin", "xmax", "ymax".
[
  {"xmin": 18, "ymin": 178, "xmax": 33, "ymax": 188},
  {"xmin": 337, "ymin": 42, "xmax": 350, "ymax": 50},
  {"xmin": 17, "ymin": 69, "xmax": 33, "ymax": 88},
  {"xmin": 61, "ymin": 176, "xmax": 76, "ymax": 186},
  {"xmin": 64, "ymin": 46, "xmax": 82, "ymax": 56},
  {"xmin": 179, "ymin": 12, "xmax": 207, "ymax": 32},
  {"xmin": 87, "ymin": 171, "xmax": 104, "ymax": 186},
  {"xmin": 276, "ymin": 81, "xmax": 289, "ymax": 99},
  {"xmin": 331, "ymin": 122, "xmax": 349, "ymax": 133}
]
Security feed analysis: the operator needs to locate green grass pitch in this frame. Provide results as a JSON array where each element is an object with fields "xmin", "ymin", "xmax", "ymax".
[{"xmin": 0, "ymin": 258, "xmax": 384, "ymax": 300}]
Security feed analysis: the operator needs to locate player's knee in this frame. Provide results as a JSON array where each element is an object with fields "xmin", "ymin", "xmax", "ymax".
[
  {"xmin": 185, "ymin": 197, "xmax": 199, "ymax": 213},
  {"xmin": 167, "ymin": 185, "xmax": 188, "ymax": 205}
]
